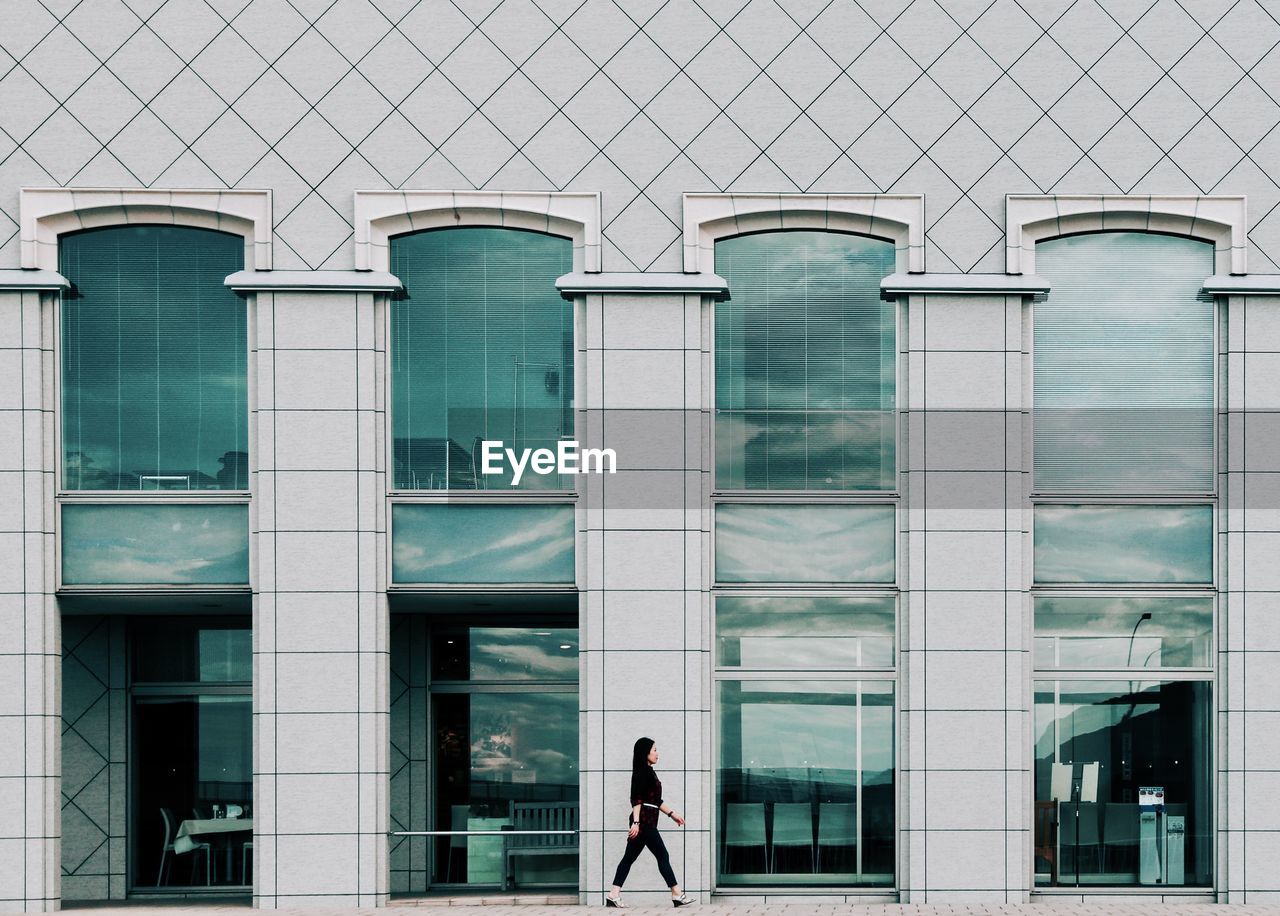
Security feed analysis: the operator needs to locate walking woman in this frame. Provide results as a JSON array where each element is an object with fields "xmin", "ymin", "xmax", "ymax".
[{"xmin": 606, "ymin": 737, "xmax": 694, "ymax": 907}]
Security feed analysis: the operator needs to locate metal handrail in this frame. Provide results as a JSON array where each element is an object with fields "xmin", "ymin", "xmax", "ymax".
[{"xmin": 390, "ymin": 829, "xmax": 576, "ymax": 836}]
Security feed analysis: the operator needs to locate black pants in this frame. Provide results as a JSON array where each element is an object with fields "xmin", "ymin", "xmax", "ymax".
[{"xmin": 611, "ymin": 825, "xmax": 678, "ymax": 888}]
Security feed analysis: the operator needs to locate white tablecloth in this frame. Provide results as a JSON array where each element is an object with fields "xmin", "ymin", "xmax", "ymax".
[{"xmin": 173, "ymin": 817, "xmax": 253, "ymax": 854}]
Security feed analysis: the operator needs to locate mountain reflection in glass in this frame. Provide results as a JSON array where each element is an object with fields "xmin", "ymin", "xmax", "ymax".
[
  {"xmin": 715, "ymin": 231, "xmax": 896, "ymax": 490},
  {"xmin": 60, "ymin": 226, "xmax": 247, "ymax": 491},
  {"xmin": 716, "ymin": 596, "xmax": 894, "ymax": 668},
  {"xmin": 715, "ymin": 503, "xmax": 895, "ymax": 583},
  {"xmin": 391, "ymin": 503, "xmax": 574, "ymax": 584},
  {"xmin": 391, "ymin": 228, "xmax": 574, "ymax": 490},
  {"xmin": 1034, "ymin": 596, "xmax": 1212, "ymax": 669},
  {"xmin": 1034, "ymin": 233, "xmax": 1214, "ymax": 493},
  {"xmin": 1033, "ymin": 505, "xmax": 1212, "ymax": 584}
]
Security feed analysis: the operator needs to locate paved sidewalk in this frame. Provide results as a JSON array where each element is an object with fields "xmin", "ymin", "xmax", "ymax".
[{"xmin": 50, "ymin": 903, "xmax": 1280, "ymax": 916}]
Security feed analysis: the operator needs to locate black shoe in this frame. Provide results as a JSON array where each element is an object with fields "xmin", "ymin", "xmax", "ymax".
[{"xmin": 672, "ymin": 893, "xmax": 694, "ymax": 907}]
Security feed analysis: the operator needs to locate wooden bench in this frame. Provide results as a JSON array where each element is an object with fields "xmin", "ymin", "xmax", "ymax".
[{"xmin": 503, "ymin": 801, "xmax": 578, "ymax": 890}]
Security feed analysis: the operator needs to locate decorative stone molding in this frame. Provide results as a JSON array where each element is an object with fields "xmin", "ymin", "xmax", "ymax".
[
  {"xmin": 353, "ymin": 190, "xmax": 601, "ymax": 273},
  {"xmin": 1005, "ymin": 194, "xmax": 1247, "ymax": 276},
  {"xmin": 880, "ymin": 272, "xmax": 1049, "ymax": 298},
  {"xmin": 20, "ymin": 188, "xmax": 272, "ymax": 271},
  {"xmin": 225, "ymin": 270, "xmax": 401, "ymax": 292},
  {"xmin": 1202, "ymin": 275, "xmax": 1280, "ymax": 295},
  {"xmin": 555, "ymin": 271, "xmax": 729, "ymax": 300},
  {"xmin": 0, "ymin": 269, "xmax": 69, "ymax": 290},
  {"xmin": 682, "ymin": 193, "xmax": 925, "ymax": 275}
]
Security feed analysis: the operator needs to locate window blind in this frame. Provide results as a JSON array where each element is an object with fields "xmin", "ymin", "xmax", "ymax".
[
  {"xmin": 390, "ymin": 227, "xmax": 574, "ymax": 490},
  {"xmin": 1034, "ymin": 232, "xmax": 1214, "ymax": 493},
  {"xmin": 60, "ymin": 225, "xmax": 247, "ymax": 491},
  {"xmin": 715, "ymin": 231, "xmax": 896, "ymax": 490}
]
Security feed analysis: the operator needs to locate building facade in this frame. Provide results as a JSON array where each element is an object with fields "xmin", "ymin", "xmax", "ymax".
[{"xmin": 2, "ymin": 0, "xmax": 1280, "ymax": 909}]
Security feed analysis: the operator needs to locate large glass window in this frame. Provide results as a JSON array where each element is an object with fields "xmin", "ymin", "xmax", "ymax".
[
  {"xmin": 715, "ymin": 231, "xmax": 896, "ymax": 491},
  {"xmin": 1032, "ymin": 231, "xmax": 1215, "ymax": 889},
  {"xmin": 60, "ymin": 226, "xmax": 247, "ymax": 491},
  {"xmin": 390, "ymin": 228, "xmax": 574, "ymax": 490},
  {"xmin": 131, "ymin": 619, "xmax": 252, "ymax": 890}
]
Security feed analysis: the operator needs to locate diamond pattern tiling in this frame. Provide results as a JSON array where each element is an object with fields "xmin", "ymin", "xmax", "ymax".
[
  {"xmin": 1171, "ymin": 117, "xmax": 1245, "ymax": 190},
  {"xmin": 272, "ymin": 28, "xmax": 350, "ymax": 103},
  {"xmin": 275, "ymin": 190, "xmax": 351, "ymax": 267},
  {"xmin": 769, "ymin": 34, "xmax": 841, "ymax": 109},
  {"xmin": 605, "ymin": 192, "xmax": 679, "ymax": 270},
  {"xmin": 4, "ymin": 0, "xmax": 1280, "ymax": 272},
  {"xmin": 317, "ymin": 71, "xmax": 395, "ymax": 143},
  {"xmin": 63, "ymin": 0, "xmax": 141, "ymax": 61},
  {"xmin": 480, "ymin": 0, "xmax": 558, "ymax": 65},
  {"xmin": 928, "ymin": 197, "xmax": 1001, "ymax": 271},
  {"xmin": 21, "ymin": 110, "xmax": 99, "ymax": 183},
  {"xmin": 23, "ymin": 26, "xmax": 98, "ymax": 102},
  {"xmin": 563, "ymin": 73, "xmax": 641, "ymax": 147},
  {"xmin": 1047, "ymin": 0, "xmax": 1123, "ymax": 70},
  {"xmin": 562, "ymin": 0, "xmax": 637, "ymax": 62},
  {"xmin": 399, "ymin": 71, "xmax": 477, "ymax": 148},
  {"xmin": 927, "ymin": 35, "xmax": 1002, "ymax": 109},
  {"xmin": 684, "ymin": 31, "xmax": 760, "ymax": 106},
  {"xmin": 438, "ymin": 31, "xmax": 515, "ymax": 104},
  {"xmin": 233, "ymin": 69, "xmax": 309, "ymax": 145},
  {"xmin": 1211, "ymin": 0, "xmax": 1280, "ymax": 71},
  {"xmin": 147, "ymin": 0, "xmax": 227, "ymax": 61},
  {"xmin": 604, "ymin": 115, "xmax": 680, "ymax": 189},
  {"xmin": 887, "ymin": 76, "xmax": 961, "ymax": 149},
  {"xmin": 1047, "ymin": 77, "xmax": 1124, "ymax": 151},
  {"xmin": 807, "ymin": 0, "xmax": 879, "ymax": 68},
  {"xmin": 887, "ymin": 0, "xmax": 961, "ymax": 68},
  {"xmin": 1130, "ymin": 0, "xmax": 1205, "ymax": 69},
  {"xmin": 66, "ymin": 69, "xmax": 145, "ymax": 142},
  {"xmin": 1085, "ymin": 115, "xmax": 1164, "ymax": 192},
  {"xmin": 147, "ymin": 68, "xmax": 227, "ymax": 144},
  {"xmin": 359, "ymin": 30, "xmax": 432, "ymax": 104},
  {"xmin": 275, "ymin": 110, "xmax": 354, "ymax": 184},
  {"xmin": 603, "ymin": 32, "xmax": 680, "ymax": 107},
  {"xmin": 520, "ymin": 30, "xmax": 596, "ymax": 105},
  {"xmin": 644, "ymin": 0, "xmax": 718, "ymax": 66},
  {"xmin": 189, "ymin": 26, "xmax": 268, "ymax": 102},
  {"xmin": 1007, "ymin": 116, "xmax": 1080, "ymax": 190},
  {"xmin": 480, "ymin": 72, "xmax": 558, "ymax": 148},
  {"xmin": 111, "ymin": 109, "xmax": 187, "ymax": 184},
  {"xmin": 847, "ymin": 114, "xmax": 920, "ymax": 188},
  {"xmin": 229, "ymin": 0, "xmax": 311, "ymax": 63},
  {"xmin": 725, "ymin": 0, "xmax": 804, "ymax": 64},
  {"xmin": 766, "ymin": 114, "xmax": 842, "ymax": 189},
  {"xmin": 316, "ymin": 0, "xmax": 394, "ymax": 63},
  {"xmin": 1, "ymin": 0, "xmax": 59, "ymax": 60},
  {"xmin": 438, "ymin": 112, "xmax": 518, "ymax": 185},
  {"xmin": 1089, "ymin": 35, "xmax": 1164, "ymax": 111},
  {"xmin": 807, "ymin": 75, "xmax": 880, "ymax": 149},
  {"xmin": 684, "ymin": 113, "xmax": 760, "ymax": 186},
  {"xmin": 190, "ymin": 110, "xmax": 270, "ymax": 185},
  {"xmin": 925, "ymin": 115, "xmax": 1002, "ymax": 192},
  {"xmin": 1170, "ymin": 36, "xmax": 1246, "ymax": 109},
  {"xmin": 848, "ymin": 33, "xmax": 924, "ymax": 104},
  {"xmin": 1210, "ymin": 78, "xmax": 1280, "ymax": 151},
  {"xmin": 1008, "ymin": 34, "xmax": 1084, "ymax": 108},
  {"xmin": 726, "ymin": 75, "xmax": 802, "ymax": 147},
  {"xmin": 359, "ymin": 113, "xmax": 432, "ymax": 186}
]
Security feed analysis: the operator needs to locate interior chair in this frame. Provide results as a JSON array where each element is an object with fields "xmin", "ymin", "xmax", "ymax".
[
  {"xmin": 817, "ymin": 803, "xmax": 857, "ymax": 873},
  {"xmin": 722, "ymin": 803, "xmax": 767, "ymax": 875},
  {"xmin": 157, "ymin": 806, "xmax": 211, "ymax": 887},
  {"xmin": 770, "ymin": 803, "xmax": 815, "ymax": 873}
]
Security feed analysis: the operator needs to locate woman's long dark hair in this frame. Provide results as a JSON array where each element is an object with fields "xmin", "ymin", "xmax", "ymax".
[{"xmin": 630, "ymin": 736, "xmax": 656, "ymax": 800}]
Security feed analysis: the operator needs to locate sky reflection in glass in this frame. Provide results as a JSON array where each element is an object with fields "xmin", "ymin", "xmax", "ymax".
[
  {"xmin": 392, "ymin": 503, "xmax": 574, "ymax": 584},
  {"xmin": 1033, "ymin": 504, "xmax": 1212, "ymax": 584},
  {"xmin": 716, "ymin": 503, "xmax": 895, "ymax": 583}
]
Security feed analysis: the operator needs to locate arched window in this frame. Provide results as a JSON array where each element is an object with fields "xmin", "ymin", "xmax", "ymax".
[
  {"xmin": 1031, "ymin": 231, "xmax": 1215, "ymax": 890},
  {"xmin": 390, "ymin": 227, "xmax": 574, "ymax": 492},
  {"xmin": 714, "ymin": 231, "xmax": 897, "ymax": 491},
  {"xmin": 60, "ymin": 225, "xmax": 248, "ymax": 491}
]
